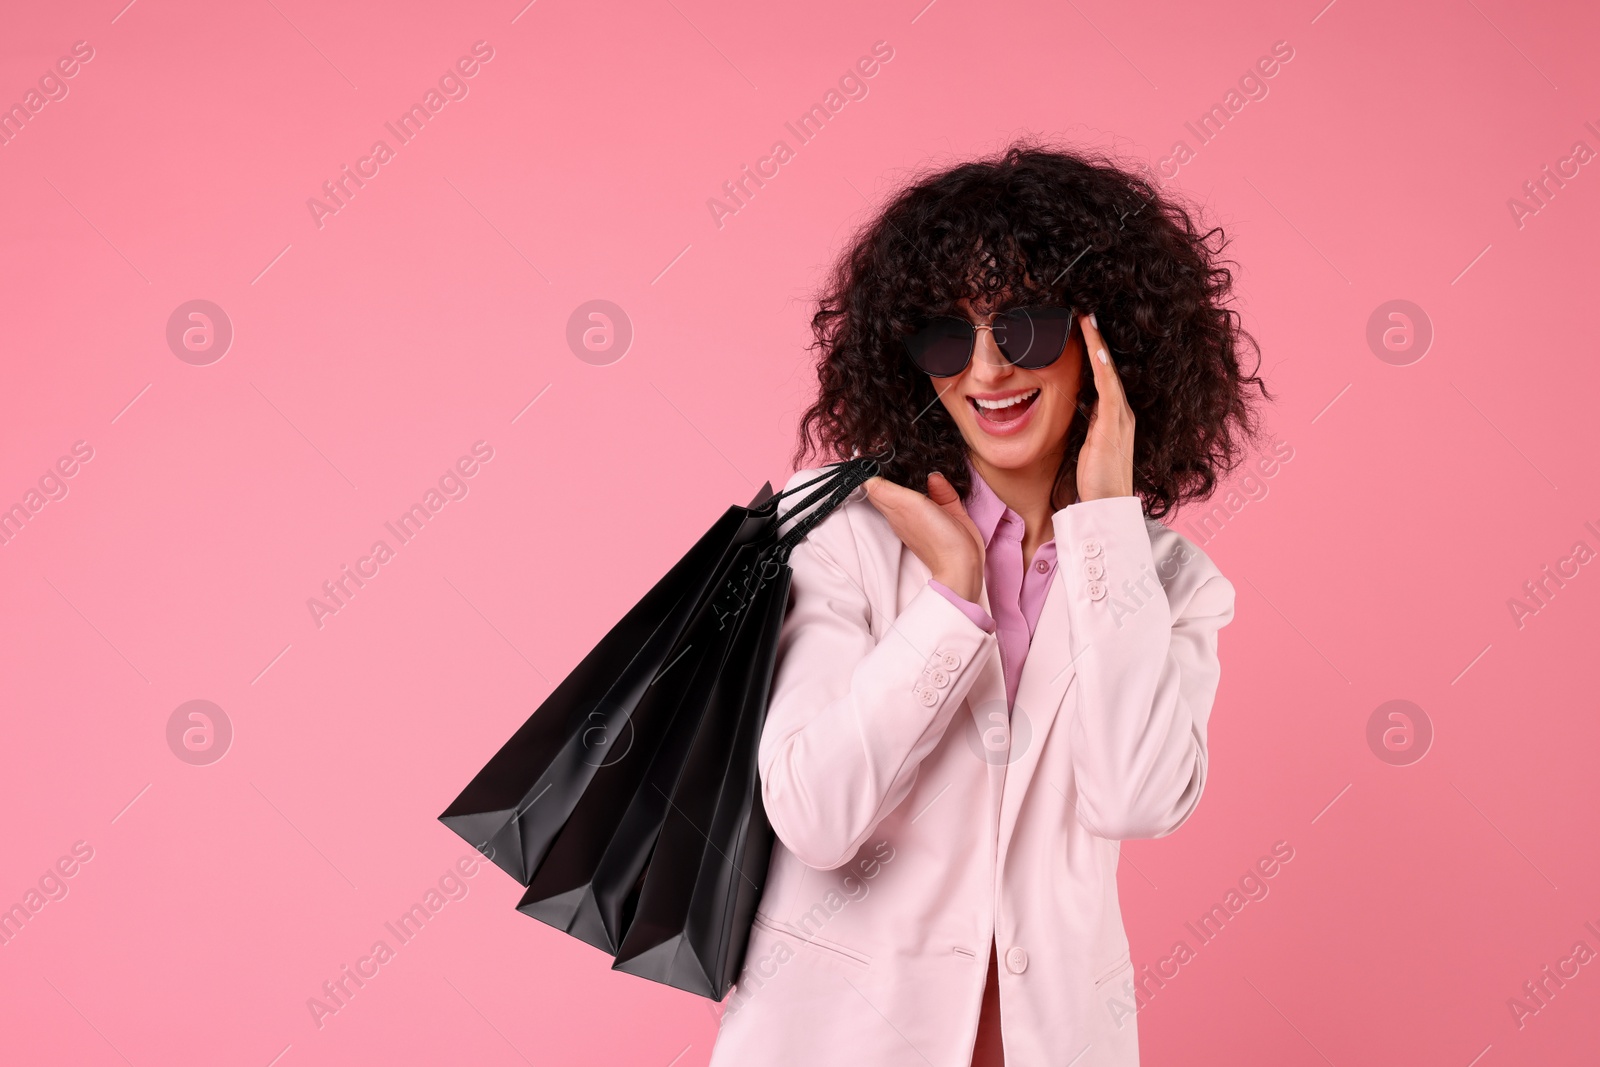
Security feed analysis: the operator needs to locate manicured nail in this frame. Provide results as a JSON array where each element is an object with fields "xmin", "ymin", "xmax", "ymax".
[
  {"xmin": 1097, "ymin": 347, "xmax": 1109, "ymax": 365},
  {"xmin": 1089, "ymin": 312, "xmax": 1098, "ymax": 329}
]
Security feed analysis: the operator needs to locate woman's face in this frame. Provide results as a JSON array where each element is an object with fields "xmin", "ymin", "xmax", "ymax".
[{"xmin": 931, "ymin": 297, "xmax": 1085, "ymax": 476}]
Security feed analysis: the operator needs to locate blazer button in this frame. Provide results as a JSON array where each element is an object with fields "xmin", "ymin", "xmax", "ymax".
[
  {"xmin": 1087, "ymin": 581, "xmax": 1107, "ymax": 601},
  {"xmin": 914, "ymin": 686, "xmax": 939, "ymax": 707},
  {"xmin": 928, "ymin": 668, "xmax": 950, "ymax": 689},
  {"xmin": 1005, "ymin": 946, "xmax": 1029, "ymax": 974},
  {"xmin": 938, "ymin": 651, "xmax": 961, "ymax": 670},
  {"xmin": 1082, "ymin": 538, "xmax": 1103, "ymax": 559},
  {"xmin": 1083, "ymin": 559, "xmax": 1104, "ymax": 580}
]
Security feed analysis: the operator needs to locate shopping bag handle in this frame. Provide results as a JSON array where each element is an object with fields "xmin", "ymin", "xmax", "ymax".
[
  {"xmin": 709, "ymin": 449, "xmax": 892, "ymax": 627},
  {"xmin": 755, "ymin": 447, "xmax": 893, "ymax": 512},
  {"xmin": 768, "ymin": 449, "xmax": 891, "ymax": 564}
]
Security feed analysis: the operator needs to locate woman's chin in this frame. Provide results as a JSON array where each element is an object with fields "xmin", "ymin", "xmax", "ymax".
[{"xmin": 963, "ymin": 433, "xmax": 1051, "ymax": 472}]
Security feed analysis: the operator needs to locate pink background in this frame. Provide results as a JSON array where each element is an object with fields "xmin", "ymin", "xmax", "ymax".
[{"xmin": 2, "ymin": 0, "xmax": 1597, "ymax": 1063}]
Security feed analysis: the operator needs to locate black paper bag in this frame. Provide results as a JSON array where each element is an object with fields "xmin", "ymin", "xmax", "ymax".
[
  {"xmin": 440, "ymin": 454, "xmax": 882, "ymax": 1002},
  {"xmin": 609, "ymin": 554, "xmax": 793, "ymax": 998},
  {"xmin": 515, "ymin": 539, "xmax": 772, "ymax": 952},
  {"xmin": 439, "ymin": 486, "xmax": 774, "ymax": 884}
]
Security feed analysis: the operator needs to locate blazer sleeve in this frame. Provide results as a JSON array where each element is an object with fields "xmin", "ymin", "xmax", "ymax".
[
  {"xmin": 757, "ymin": 482, "xmax": 1001, "ymax": 871},
  {"xmin": 1052, "ymin": 495, "xmax": 1236, "ymax": 841}
]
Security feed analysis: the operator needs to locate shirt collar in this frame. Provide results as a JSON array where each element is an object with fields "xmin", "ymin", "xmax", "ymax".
[{"xmin": 963, "ymin": 458, "xmax": 1020, "ymax": 549}]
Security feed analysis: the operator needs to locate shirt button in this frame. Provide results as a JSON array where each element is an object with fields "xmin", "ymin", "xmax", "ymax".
[
  {"xmin": 1034, "ymin": 559, "xmax": 1049, "ymax": 574},
  {"xmin": 1006, "ymin": 947, "xmax": 1029, "ymax": 974},
  {"xmin": 914, "ymin": 686, "xmax": 939, "ymax": 707},
  {"xmin": 1082, "ymin": 538, "xmax": 1103, "ymax": 559},
  {"xmin": 1083, "ymin": 560, "xmax": 1104, "ymax": 580},
  {"xmin": 938, "ymin": 651, "xmax": 961, "ymax": 670},
  {"xmin": 1087, "ymin": 581, "xmax": 1107, "ymax": 601},
  {"xmin": 928, "ymin": 668, "xmax": 950, "ymax": 689}
]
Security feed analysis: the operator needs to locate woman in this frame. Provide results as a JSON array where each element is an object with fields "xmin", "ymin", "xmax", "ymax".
[{"xmin": 708, "ymin": 144, "xmax": 1267, "ymax": 1067}]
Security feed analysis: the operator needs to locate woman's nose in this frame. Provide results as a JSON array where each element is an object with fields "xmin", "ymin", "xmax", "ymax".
[{"xmin": 967, "ymin": 327, "xmax": 1012, "ymax": 384}]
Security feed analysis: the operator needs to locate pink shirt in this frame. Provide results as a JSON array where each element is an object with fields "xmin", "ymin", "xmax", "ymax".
[
  {"xmin": 928, "ymin": 462, "xmax": 1059, "ymax": 709},
  {"xmin": 926, "ymin": 462, "xmax": 1062, "ymax": 1067}
]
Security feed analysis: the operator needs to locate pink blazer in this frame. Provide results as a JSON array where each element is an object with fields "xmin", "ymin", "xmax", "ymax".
[{"xmin": 707, "ymin": 467, "xmax": 1236, "ymax": 1067}]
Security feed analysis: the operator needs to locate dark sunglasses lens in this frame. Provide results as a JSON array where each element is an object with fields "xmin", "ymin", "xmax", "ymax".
[
  {"xmin": 905, "ymin": 318, "xmax": 973, "ymax": 376},
  {"xmin": 994, "ymin": 307, "xmax": 1076, "ymax": 369}
]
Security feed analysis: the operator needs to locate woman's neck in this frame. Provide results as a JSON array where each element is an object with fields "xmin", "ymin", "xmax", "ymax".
[{"xmin": 971, "ymin": 452, "xmax": 1071, "ymax": 567}]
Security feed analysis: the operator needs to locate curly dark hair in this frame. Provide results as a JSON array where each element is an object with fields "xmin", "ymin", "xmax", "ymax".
[{"xmin": 793, "ymin": 142, "xmax": 1270, "ymax": 519}]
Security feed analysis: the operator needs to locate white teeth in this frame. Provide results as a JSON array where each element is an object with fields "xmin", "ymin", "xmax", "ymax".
[{"xmin": 973, "ymin": 389, "xmax": 1039, "ymax": 411}]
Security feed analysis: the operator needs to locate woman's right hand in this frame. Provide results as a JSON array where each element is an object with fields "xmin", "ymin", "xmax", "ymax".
[{"xmin": 863, "ymin": 472, "xmax": 985, "ymax": 602}]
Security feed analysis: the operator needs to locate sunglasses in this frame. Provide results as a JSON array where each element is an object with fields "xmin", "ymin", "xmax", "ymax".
[{"xmin": 902, "ymin": 305, "xmax": 1079, "ymax": 378}]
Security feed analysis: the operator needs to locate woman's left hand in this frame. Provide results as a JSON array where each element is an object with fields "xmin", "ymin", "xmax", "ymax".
[{"xmin": 1075, "ymin": 312, "xmax": 1136, "ymax": 503}]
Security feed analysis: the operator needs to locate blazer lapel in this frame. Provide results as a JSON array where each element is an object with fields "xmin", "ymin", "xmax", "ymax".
[
  {"xmin": 961, "ymin": 578, "xmax": 1009, "ymax": 755},
  {"xmin": 894, "ymin": 541, "xmax": 1066, "ymax": 847}
]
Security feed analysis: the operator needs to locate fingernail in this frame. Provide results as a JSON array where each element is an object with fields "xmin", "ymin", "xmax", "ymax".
[
  {"xmin": 1089, "ymin": 312, "xmax": 1098, "ymax": 329},
  {"xmin": 1097, "ymin": 347, "xmax": 1108, "ymax": 365}
]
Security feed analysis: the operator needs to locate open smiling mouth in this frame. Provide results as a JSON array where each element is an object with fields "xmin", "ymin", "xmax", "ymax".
[{"xmin": 969, "ymin": 388, "xmax": 1040, "ymax": 425}]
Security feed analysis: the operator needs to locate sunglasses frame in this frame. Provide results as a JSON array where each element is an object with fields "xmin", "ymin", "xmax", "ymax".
[{"xmin": 902, "ymin": 305, "xmax": 1080, "ymax": 378}]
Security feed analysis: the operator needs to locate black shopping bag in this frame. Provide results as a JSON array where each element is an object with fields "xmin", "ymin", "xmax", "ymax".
[
  {"xmin": 515, "ymin": 537, "xmax": 772, "ymax": 953},
  {"xmin": 610, "ymin": 553, "xmax": 793, "ymax": 998},
  {"xmin": 515, "ymin": 465, "xmax": 872, "ymax": 954},
  {"xmin": 441, "ymin": 453, "xmax": 882, "ymax": 999},
  {"xmin": 438, "ymin": 484, "xmax": 776, "ymax": 885},
  {"xmin": 609, "ymin": 464, "xmax": 874, "ymax": 999}
]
